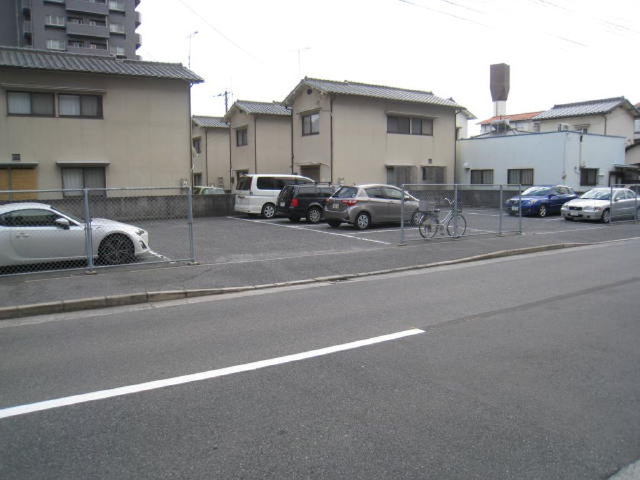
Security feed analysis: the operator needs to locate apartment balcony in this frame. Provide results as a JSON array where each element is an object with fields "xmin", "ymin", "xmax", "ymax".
[
  {"xmin": 66, "ymin": 0, "xmax": 109, "ymax": 16},
  {"xmin": 22, "ymin": 20, "xmax": 32, "ymax": 36},
  {"xmin": 135, "ymin": 10, "xmax": 141, "ymax": 27},
  {"xmin": 21, "ymin": 0, "xmax": 31, "ymax": 14},
  {"xmin": 66, "ymin": 22, "xmax": 109, "ymax": 38},
  {"xmin": 135, "ymin": 32, "xmax": 141, "ymax": 49}
]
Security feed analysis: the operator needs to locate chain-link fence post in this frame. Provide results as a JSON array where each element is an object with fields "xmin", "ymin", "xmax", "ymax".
[
  {"xmin": 400, "ymin": 184, "xmax": 406, "ymax": 245},
  {"xmin": 83, "ymin": 188, "xmax": 95, "ymax": 273},
  {"xmin": 498, "ymin": 184, "xmax": 504, "ymax": 236},
  {"xmin": 186, "ymin": 186, "xmax": 197, "ymax": 264}
]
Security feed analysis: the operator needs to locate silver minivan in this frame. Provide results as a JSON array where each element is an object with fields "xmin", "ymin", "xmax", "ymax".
[{"xmin": 233, "ymin": 174, "xmax": 313, "ymax": 218}]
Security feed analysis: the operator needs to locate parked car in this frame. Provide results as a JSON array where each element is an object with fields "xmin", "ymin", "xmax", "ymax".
[
  {"xmin": 276, "ymin": 183, "xmax": 337, "ymax": 223},
  {"xmin": 0, "ymin": 202, "xmax": 150, "ymax": 267},
  {"xmin": 193, "ymin": 186, "xmax": 225, "ymax": 195},
  {"xmin": 324, "ymin": 184, "xmax": 420, "ymax": 230},
  {"xmin": 561, "ymin": 187, "xmax": 639, "ymax": 223},
  {"xmin": 505, "ymin": 185, "xmax": 578, "ymax": 217},
  {"xmin": 234, "ymin": 174, "xmax": 313, "ymax": 219}
]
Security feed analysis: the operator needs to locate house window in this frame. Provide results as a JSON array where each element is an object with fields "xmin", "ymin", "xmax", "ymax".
[
  {"xmin": 58, "ymin": 94, "xmax": 102, "ymax": 118},
  {"xmin": 388, "ymin": 115, "xmax": 433, "ymax": 135},
  {"xmin": 192, "ymin": 137, "xmax": 202, "ymax": 154},
  {"xmin": 470, "ymin": 169, "xmax": 494, "ymax": 185},
  {"xmin": 575, "ymin": 124, "xmax": 589, "ymax": 134},
  {"xmin": 236, "ymin": 128, "xmax": 248, "ymax": 147},
  {"xmin": 422, "ymin": 166, "xmax": 445, "ymax": 184},
  {"xmin": 7, "ymin": 91, "xmax": 55, "ymax": 116},
  {"xmin": 386, "ymin": 166, "xmax": 413, "ymax": 186},
  {"xmin": 302, "ymin": 112, "xmax": 319, "ymax": 135},
  {"xmin": 580, "ymin": 168, "xmax": 598, "ymax": 186},
  {"xmin": 61, "ymin": 167, "xmax": 106, "ymax": 196},
  {"xmin": 508, "ymin": 169, "xmax": 534, "ymax": 186}
]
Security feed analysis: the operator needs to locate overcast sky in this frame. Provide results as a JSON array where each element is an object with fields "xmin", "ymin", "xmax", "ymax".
[{"xmin": 137, "ymin": 0, "xmax": 639, "ymax": 132}]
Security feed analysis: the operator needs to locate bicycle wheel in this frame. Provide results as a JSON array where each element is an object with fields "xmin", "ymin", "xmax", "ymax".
[
  {"xmin": 446, "ymin": 214, "xmax": 467, "ymax": 237},
  {"xmin": 418, "ymin": 214, "xmax": 439, "ymax": 238}
]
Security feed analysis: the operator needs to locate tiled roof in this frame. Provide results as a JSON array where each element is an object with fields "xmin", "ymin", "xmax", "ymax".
[
  {"xmin": 533, "ymin": 97, "xmax": 636, "ymax": 120},
  {"xmin": 229, "ymin": 101, "xmax": 291, "ymax": 116},
  {"xmin": 284, "ymin": 77, "xmax": 463, "ymax": 109},
  {"xmin": 479, "ymin": 111, "xmax": 544, "ymax": 125},
  {"xmin": 192, "ymin": 116, "xmax": 229, "ymax": 128},
  {"xmin": 0, "ymin": 46, "xmax": 203, "ymax": 83}
]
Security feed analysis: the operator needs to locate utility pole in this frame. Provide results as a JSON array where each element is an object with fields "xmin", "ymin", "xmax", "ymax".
[{"xmin": 215, "ymin": 90, "xmax": 231, "ymax": 113}]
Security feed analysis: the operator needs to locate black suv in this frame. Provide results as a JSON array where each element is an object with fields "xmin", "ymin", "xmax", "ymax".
[{"xmin": 276, "ymin": 183, "xmax": 337, "ymax": 223}]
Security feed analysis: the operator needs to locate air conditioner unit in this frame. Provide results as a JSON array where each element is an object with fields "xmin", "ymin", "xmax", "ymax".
[{"xmin": 558, "ymin": 123, "xmax": 570, "ymax": 131}]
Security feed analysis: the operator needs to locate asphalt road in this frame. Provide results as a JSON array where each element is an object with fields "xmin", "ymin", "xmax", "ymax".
[{"xmin": 1, "ymin": 238, "xmax": 639, "ymax": 479}]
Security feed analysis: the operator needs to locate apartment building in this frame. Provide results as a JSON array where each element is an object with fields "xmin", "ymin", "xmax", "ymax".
[{"xmin": 0, "ymin": 0, "xmax": 141, "ymax": 59}]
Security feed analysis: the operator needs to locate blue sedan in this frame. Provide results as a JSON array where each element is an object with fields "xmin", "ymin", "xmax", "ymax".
[{"xmin": 505, "ymin": 185, "xmax": 578, "ymax": 217}]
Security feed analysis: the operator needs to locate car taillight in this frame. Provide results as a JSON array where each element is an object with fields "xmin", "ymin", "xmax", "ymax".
[
  {"xmin": 341, "ymin": 199, "xmax": 358, "ymax": 206},
  {"xmin": 291, "ymin": 198, "xmax": 299, "ymax": 207}
]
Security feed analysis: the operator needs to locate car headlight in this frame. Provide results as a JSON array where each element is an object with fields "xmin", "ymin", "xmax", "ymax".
[
  {"xmin": 135, "ymin": 229, "xmax": 146, "ymax": 236},
  {"xmin": 583, "ymin": 206, "xmax": 601, "ymax": 213}
]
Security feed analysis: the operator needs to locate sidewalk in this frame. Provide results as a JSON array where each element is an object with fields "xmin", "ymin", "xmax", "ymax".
[{"xmin": 1, "ymin": 224, "xmax": 638, "ymax": 320}]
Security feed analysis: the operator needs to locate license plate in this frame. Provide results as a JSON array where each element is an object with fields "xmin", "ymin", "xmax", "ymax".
[
  {"xmin": 511, "ymin": 206, "xmax": 518, "ymax": 212},
  {"xmin": 332, "ymin": 201, "xmax": 340, "ymax": 208},
  {"xmin": 279, "ymin": 202, "xmax": 284, "ymax": 207},
  {"xmin": 569, "ymin": 211, "xmax": 579, "ymax": 216}
]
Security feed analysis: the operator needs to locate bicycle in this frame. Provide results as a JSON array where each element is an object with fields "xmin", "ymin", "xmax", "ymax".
[{"xmin": 417, "ymin": 197, "xmax": 467, "ymax": 239}]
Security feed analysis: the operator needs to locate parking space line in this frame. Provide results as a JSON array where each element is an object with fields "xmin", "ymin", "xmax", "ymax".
[
  {"xmin": 0, "ymin": 328, "xmax": 425, "ymax": 420},
  {"xmin": 229, "ymin": 217, "xmax": 393, "ymax": 245}
]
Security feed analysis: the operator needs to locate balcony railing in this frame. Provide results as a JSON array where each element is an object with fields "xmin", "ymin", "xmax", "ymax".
[
  {"xmin": 66, "ymin": 22, "xmax": 109, "ymax": 38},
  {"xmin": 66, "ymin": 44, "xmax": 111, "ymax": 56},
  {"xmin": 65, "ymin": 0, "xmax": 109, "ymax": 16}
]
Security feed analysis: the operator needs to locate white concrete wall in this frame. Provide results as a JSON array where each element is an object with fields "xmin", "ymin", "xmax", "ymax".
[{"xmin": 457, "ymin": 131, "xmax": 625, "ymax": 192}]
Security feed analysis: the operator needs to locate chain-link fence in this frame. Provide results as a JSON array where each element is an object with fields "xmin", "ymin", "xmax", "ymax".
[
  {"xmin": 400, "ymin": 184, "xmax": 524, "ymax": 243},
  {"xmin": 0, "ymin": 187, "xmax": 195, "ymax": 276}
]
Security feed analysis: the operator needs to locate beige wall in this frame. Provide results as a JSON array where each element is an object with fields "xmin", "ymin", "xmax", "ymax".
[
  {"xmin": 191, "ymin": 124, "xmax": 231, "ymax": 189},
  {"xmin": 0, "ymin": 68, "xmax": 192, "ymax": 193},
  {"xmin": 538, "ymin": 108, "xmax": 636, "ymax": 145},
  {"xmin": 290, "ymin": 90, "xmax": 457, "ymax": 185},
  {"xmin": 227, "ymin": 109, "xmax": 292, "ymax": 177}
]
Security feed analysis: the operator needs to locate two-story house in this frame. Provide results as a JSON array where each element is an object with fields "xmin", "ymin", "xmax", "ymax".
[
  {"xmin": 224, "ymin": 100, "xmax": 293, "ymax": 187},
  {"xmin": 283, "ymin": 78, "xmax": 464, "ymax": 186},
  {"xmin": 191, "ymin": 116, "xmax": 230, "ymax": 189},
  {"xmin": 533, "ymin": 97, "xmax": 638, "ymax": 145},
  {"xmin": 0, "ymin": 46, "xmax": 202, "ymax": 198}
]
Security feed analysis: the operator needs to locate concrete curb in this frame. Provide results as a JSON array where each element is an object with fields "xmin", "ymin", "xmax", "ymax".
[{"xmin": 0, "ymin": 243, "xmax": 586, "ymax": 321}]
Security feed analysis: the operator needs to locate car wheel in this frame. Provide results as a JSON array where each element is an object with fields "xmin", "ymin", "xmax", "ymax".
[
  {"xmin": 307, "ymin": 206, "xmax": 322, "ymax": 224},
  {"xmin": 354, "ymin": 212, "xmax": 370, "ymax": 230},
  {"xmin": 538, "ymin": 204, "xmax": 548, "ymax": 217},
  {"xmin": 601, "ymin": 209, "xmax": 611, "ymax": 223},
  {"xmin": 327, "ymin": 220, "xmax": 341, "ymax": 228},
  {"xmin": 98, "ymin": 234, "xmax": 134, "ymax": 265},
  {"xmin": 411, "ymin": 211, "xmax": 424, "ymax": 226},
  {"xmin": 261, "ymin": 203, "xmax": 276, "ymax": 219},
  {"xmin": 289, "ymin": 216, "xmax": 300, "ymax": 223}
]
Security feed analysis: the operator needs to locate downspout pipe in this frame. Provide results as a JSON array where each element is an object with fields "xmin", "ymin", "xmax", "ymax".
[
  {"xmin": 330, "ymin": 95, "xmax": 334, "ymax": 184},
  {"xmin": 289, "ymin": 107, "xmax": 294, "ymax": 174},
  {"xmin": 254, "ymin": 116, "xmax": 258, "ymax": 173}
]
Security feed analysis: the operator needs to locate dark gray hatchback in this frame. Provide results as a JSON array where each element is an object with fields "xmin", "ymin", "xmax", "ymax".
[{"xmin": 276, "ymin": 184, "xmax": 337, "ymax": 223}]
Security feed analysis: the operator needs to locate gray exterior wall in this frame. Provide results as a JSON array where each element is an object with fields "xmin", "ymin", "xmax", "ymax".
[{"xmin": 1, "ymin": 0, "xmax": 140, "ymax": 58}]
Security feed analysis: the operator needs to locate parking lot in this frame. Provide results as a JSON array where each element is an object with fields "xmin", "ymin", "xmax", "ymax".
[{"xmin": 144, "ymin": 208, "xmax": 624, "ymax": 266}]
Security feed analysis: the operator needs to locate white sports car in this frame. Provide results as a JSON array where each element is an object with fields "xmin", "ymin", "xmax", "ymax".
[{"xmin": 0, "ymin": 202, "xmax": 150, "ymax": 267}]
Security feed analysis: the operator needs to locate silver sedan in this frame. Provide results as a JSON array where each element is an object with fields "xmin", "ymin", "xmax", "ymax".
[
  {"xmin": 561, "ymin": 187, "xmax": 639, "ymax": 223},
  {"xmin": 0, "ymin": 202, "xmax": 150, "ymax": 267}
]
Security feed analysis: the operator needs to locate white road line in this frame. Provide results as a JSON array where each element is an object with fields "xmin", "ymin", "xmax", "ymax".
[
  {"xmin": 0, "ymin": 328, "xmax": 425, "ymax": 420},
  {"xmin": 230, "ymin": 216, "xmax": 392, "ymax": 245}
]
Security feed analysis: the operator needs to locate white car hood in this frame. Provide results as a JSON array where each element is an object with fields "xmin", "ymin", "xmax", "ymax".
[{"xmin": 566, "ymin": 199, "xmax": 609, "ymax": 208}]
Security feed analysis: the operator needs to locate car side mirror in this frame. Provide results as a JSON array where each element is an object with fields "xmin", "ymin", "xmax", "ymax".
[{"xmin": 55, "ymin": 218, "xmax": 71, "ymax": 230}]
